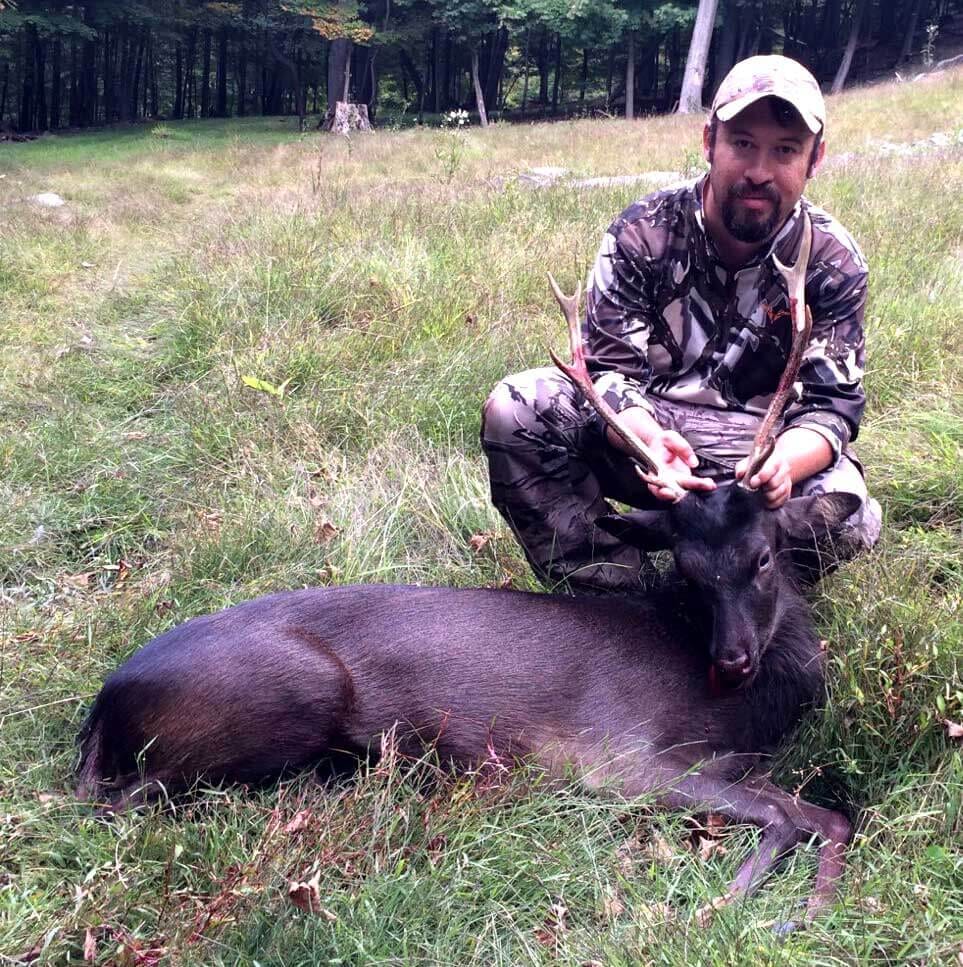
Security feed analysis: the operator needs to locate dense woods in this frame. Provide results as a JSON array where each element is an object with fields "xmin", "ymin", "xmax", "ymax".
[{"xmin": 0, "ymin": 0, "xmax": 961, "ymax": 133}]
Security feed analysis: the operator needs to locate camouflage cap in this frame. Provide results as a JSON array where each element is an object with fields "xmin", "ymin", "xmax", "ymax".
[{"xmin": 711, "ymin": 55, "xmax": 825, "ymax": 134}]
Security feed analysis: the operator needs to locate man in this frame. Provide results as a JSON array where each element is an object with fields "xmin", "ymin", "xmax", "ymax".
[{"xmin": 481, "ymin": 55, "xmax": 881, "ymax": 593}]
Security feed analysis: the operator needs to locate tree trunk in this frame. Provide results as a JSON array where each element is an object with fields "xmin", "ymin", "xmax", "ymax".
[
  {"xmin": 625, "ymin": 32, "xmax": 635, "ymax": 119},
  {"xmin": 0, "ymin": 62, "xmax": 9, "ymax": 123},
  {"xmin": 521, "ymin": 27, "xmax": 530, "ymax": 113},
  {"xmin": 898, "ymin": 0, "xmax": 925, "ymax": 63},
  {"xmin": 237, "ymin": 40, "xmax": 247, "ymax": 116},
  {"xmin": 326, "ymin": 37, "xmax": 352, "ymax": 118},
  {"xmin": 184, "ymin": 27, "xmax": 198, "ymax": 118},
  {"xmin": 470, "ymin": 46, "xmax": 489, "ymax": 127},
  {"xmin": 551, "ymin": 33, "xmax": 562, "ymax": 114},
  {"xmin": 537, "ymin": 28, "xmax": 550, "ymax": 107},
  {"xmin": 82, "ymin": 3, "xmax": 97, "ymax": 126},
  {"xmin": 216, "ymin": 27, "xmax": 229, "ymax": 116},
  {"xmin": 49, "ymin": 38, "xmax": 62, "ymax": 129},
  {"xmin": 831, "ymin": 0, "xmax": 867, "ymax": 93},
  {"xmin": 714, "ymin": 0, "xmax": 739, "ymax": 91},
  {"xmin": 606, "ymin": 44, "xmax": 615, "ymax": 111},
  {"xmin": 678, "ymin": 0, "xmax": 719, "ymax": 113},
  {"xmin": 201, "ymin": 27, "xmax": 212, "ymax": 117},
  {"xmin": 579, "ymin": 47, "xmax": 589, "ymax": 103},
  {"xmin": 174, "ymin": 42, "xmax": 184, "ymax": 119}
]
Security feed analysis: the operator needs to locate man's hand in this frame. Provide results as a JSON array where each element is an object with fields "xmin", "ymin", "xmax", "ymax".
[
  {"xmin": 605, "ymin": 407, "xmax": 715, "ymax": 503},
  {"xmin": 735, "ymin": 426, "xmax": 834, "ymax": 509},
  {"xmin": 644, "ymin": 429, "xmax": 716, "ymax": 501}
]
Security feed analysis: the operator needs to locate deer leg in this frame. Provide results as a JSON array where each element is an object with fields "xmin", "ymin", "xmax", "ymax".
[
  {"xmin": 741, "ymin": 774, "xmax": 852, "ymax": 921},
  {"xmin": 656, "ymin": 770, "xmax": 850, "ymax": 922}
]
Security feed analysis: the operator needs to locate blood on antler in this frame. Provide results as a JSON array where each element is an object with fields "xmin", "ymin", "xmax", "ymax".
[
  {"xmin": 547, "ymin": 273, "xmax": 687, "ymax": 502},
  {"xmin": 738, "ymin": 211, "xmax": 814, "ymax": 490}
]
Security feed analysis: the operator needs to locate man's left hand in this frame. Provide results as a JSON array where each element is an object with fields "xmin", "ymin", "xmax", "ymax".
[
  {"xmin": 734, "ymin": 452, "xmax": 793, "ymax": 508},
  {"xmin": 734, "ymin": 427, "xmax": 835, "ymax": 509}
]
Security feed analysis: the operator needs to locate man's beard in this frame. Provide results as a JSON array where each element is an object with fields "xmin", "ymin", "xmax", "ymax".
[{"xmin": 721, "ymin": 182, "xmax": 782, "ymax": 243}]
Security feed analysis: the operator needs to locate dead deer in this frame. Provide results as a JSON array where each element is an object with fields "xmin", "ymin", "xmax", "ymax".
[{"xmin": 77, "ymin": 213, "xmax": 854, "ymax": 923}]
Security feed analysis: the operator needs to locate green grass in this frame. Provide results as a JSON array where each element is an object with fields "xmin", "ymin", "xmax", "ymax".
[{"xmin": 1, "ymin": 71, "xmax": 962, "ymax": 964}]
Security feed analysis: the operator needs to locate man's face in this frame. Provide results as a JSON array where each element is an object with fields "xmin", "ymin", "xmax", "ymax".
[{"xmin": 702, "ymin": 98, "xmax": 824, "ymax": 247}]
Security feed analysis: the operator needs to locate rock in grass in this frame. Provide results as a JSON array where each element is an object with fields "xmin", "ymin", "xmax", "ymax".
[{"xmin": 31, "ymin": 192, "xmax": 67, "ymax": 208}]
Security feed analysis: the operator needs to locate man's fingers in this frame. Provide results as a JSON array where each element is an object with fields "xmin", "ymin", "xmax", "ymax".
[{"xmin": 662, "ymin": 431, "xmax": 698, "ymax": 468}]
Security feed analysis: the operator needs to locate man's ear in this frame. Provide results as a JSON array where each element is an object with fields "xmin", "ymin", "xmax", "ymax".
[
  {"xmin": 703, "ymin": 122, "xmax": 713, "ymax": 165},
  {"xmin": 596, "ymin": 511, "xmax": 675, "ymax": 551},
  {"xmin": 774, "ymin": 492, "xmax": 861, "ymax": 542},
  {"xmin": 807, "ymin": 138, "xmax": 826, "ymax": 178}
]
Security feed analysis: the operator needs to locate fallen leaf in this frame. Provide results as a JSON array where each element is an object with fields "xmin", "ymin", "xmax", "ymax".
[
  {"xmin": 287, "ymin": 872, "xmax": 337, "ymax": 919},
  {"xmin": 642, "ymin": 832, "xmax": 677, "ymax": 866},
  {"xmin": 84, "ymin": 928, "xmax": 97, "ymax": 962},
  {"xmin": 314, "ymin": 520, "xmax": 338, "ymax": 544},
  {"xmin": 945, "ymin": 720, "xmax": 963, "ymax": 740},
  {"xmin": 535, "ymin": 900, "xmax": 568, "ymax": 948},
  {"xmin": 694, "ymin": 892, "xmax": 734, "ymax": 928},
  {"xmin": 468, "ymin": 532, "xmax": 495, "ymax": 553},
  {"xmin": 697, "ymin": 835, "xmax": 728, "ymax": 862},
  {"xmin": 704, "ymin": 812, "xmax": 727, "ymax": 834},
  {"xmin": 602, "ymin": 887, "xmax": 625, "ymax": 921},
  {"xmin": 638, "ymin": 901, "xmax": 674, "ymax": 925},
  {"xmin": 63, "ymin": 572, "xmax": 93, "ymax": 590},
  {"xmin": 284, "ymin": 810, "xmax": 312, "ymax": 834}
]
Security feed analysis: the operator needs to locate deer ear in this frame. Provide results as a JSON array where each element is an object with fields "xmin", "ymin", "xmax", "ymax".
[
  {"xmin": 774, "ymin": 492, "xmax": 862, "ymax": 542},
  {"xmin": 596, "ymin": 511, "xmax": 675, "ymax": 551}
]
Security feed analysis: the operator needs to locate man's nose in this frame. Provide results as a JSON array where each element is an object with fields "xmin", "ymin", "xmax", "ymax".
[{"xmin": 744, "ymin": 154, "xmax": 774, "ymax": 185}]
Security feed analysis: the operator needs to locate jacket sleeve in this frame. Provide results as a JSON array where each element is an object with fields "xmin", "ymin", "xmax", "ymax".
[
  {"xmin": 583, "ymin": 211, "xmax": 659, "ymax": 416},
  {"xmin": 782, "ymin": 239, "xmax": 868, "ymax": 457}
]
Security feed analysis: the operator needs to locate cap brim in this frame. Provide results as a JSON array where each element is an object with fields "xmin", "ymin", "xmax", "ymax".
[{"xmin": 715, "ymin": 92, "xmax": 823, "ymax": 134}]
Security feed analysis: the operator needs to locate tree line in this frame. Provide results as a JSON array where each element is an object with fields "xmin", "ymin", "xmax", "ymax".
[{"xmin": 0, "ymin": 0, "xmax": 958, "ymax": 134}]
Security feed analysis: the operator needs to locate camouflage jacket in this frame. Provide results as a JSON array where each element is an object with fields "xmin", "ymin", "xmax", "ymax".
[{"xmin": 584, "ymin": 176, "xmax": 868, "ymax": 460}]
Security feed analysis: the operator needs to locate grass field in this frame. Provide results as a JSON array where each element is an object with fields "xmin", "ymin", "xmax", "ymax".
[{"xmin": 1, "ymin": 69, "xmax": 962, "ymax": 965}]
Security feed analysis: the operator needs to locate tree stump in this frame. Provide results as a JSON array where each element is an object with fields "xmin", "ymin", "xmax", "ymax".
[{"xmin": 322, "ymin": 102, "xmax": 372, "ymax": 134}]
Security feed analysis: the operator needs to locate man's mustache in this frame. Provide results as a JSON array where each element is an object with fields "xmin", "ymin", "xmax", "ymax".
[{"xmin": 729, "ymin": 182, "xmax": 780, "ymax": 204}]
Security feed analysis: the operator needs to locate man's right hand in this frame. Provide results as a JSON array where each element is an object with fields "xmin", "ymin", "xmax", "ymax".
[{"xmin": 605, "ymin": 408, "xmax": 716, "ymax": 502}]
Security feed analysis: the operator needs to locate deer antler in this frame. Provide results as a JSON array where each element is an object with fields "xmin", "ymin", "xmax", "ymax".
[
  {"xmin": 547, "ymin": 273, "xmax": 687, "ymax": 502},
  {"xmin": 739, "ymin": 211, "xmax": 814, "ymax": 490}
]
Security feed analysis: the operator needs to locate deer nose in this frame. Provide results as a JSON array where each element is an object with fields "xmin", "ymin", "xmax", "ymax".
[{"xmin": 715, "ymin": 654, "xmax": 753, "ymax": 682}]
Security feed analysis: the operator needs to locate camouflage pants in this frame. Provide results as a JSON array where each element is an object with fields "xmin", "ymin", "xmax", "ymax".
[{"xmin": 481, "ymin": 367, "xmax": 882, "ymax": 593}]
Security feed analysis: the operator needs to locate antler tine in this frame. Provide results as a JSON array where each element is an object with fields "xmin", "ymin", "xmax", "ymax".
[
  {"xmin": 740, "ymin": 212, "xmax": 814, "ymax": 490},
  {"xmin": 546, "ymin": 272, "xmax": 687, "ymax": 502}
]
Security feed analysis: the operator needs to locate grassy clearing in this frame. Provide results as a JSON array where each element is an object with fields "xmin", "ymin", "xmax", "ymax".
[{"xmin": 1, "ymin": 68, "xmax": 962, "ymax": 964}]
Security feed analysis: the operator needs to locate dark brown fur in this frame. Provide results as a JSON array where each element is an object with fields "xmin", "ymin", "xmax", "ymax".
[{"xmin": 76, "ymin": 486, "xmax": 859, "ymax": 921}]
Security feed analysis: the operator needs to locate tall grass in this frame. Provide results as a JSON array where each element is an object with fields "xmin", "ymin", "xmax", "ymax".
[{"xmin": 1, "ymin": 67, "xmax": 961, "ymax": 964}]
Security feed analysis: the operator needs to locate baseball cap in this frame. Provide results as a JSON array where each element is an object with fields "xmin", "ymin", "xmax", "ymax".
[{"xmin": 711, "ymin": 55, "xmax": 825, "ymax": 134}]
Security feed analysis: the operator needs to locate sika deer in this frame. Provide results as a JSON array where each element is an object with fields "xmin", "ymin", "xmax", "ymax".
[{"xmin": 78, "ymin": 214, "xmax": 854, "ymax": 920}]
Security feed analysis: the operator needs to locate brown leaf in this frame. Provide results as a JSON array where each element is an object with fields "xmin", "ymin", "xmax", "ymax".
[
  {"xmin": 642, "ymin": 832, "xmax": 678, "ymax": 866},
  {"xmin": 314, "ymin": 520, "xmax": 339, "ymax": 545},
  {"xmin": 697, "ymin": 835, "xmax": 728, "ymax": 862},
  {"xmin": 637, "ymin": 901, "xmax": 674, "ymax": 926},
  {"xmin": 286, "ymin": 873, "xmax": 337, "ymax": 919},
  {"xmin": 704, "ymin": 812, "xmax": 728, "ymax": 834},
  {"xmin": 84, "ymin": 928, "xmax": 97, "ymax": 963},
  {"xmin": 945, "ymin": 719, "xmax": 963, "ymax": 740},
  {"xmin": 694, "ymin": 892, "xmax": 734, "ymax": 928},
  {"xmin": 535, "ymin": 900, "xmax": 568, "ymax": 947},
  {"xmin": 63, "ymin": 571, "xmax": 93, "ymax": 590},
  {"xmin": 468, "ymin": 532, "xmax": 495, "ymax": 553},
  {"xmin": 284, "ymin": 810, "xmax": 312, "ymax": 834},
  {"xmin": 601, "ymin": 887, "xmax": 625, "ymax": 921}
]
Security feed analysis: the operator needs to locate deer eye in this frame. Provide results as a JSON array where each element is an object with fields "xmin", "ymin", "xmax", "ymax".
[{"xmin": 757, "ymin": 550, "xmax": 773, "ymax": 573}]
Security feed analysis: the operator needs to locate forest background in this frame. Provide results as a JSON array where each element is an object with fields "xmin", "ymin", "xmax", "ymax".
[{"xmin": 2, "ymin": 0, "xmax": 963, "ymax": 136}]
